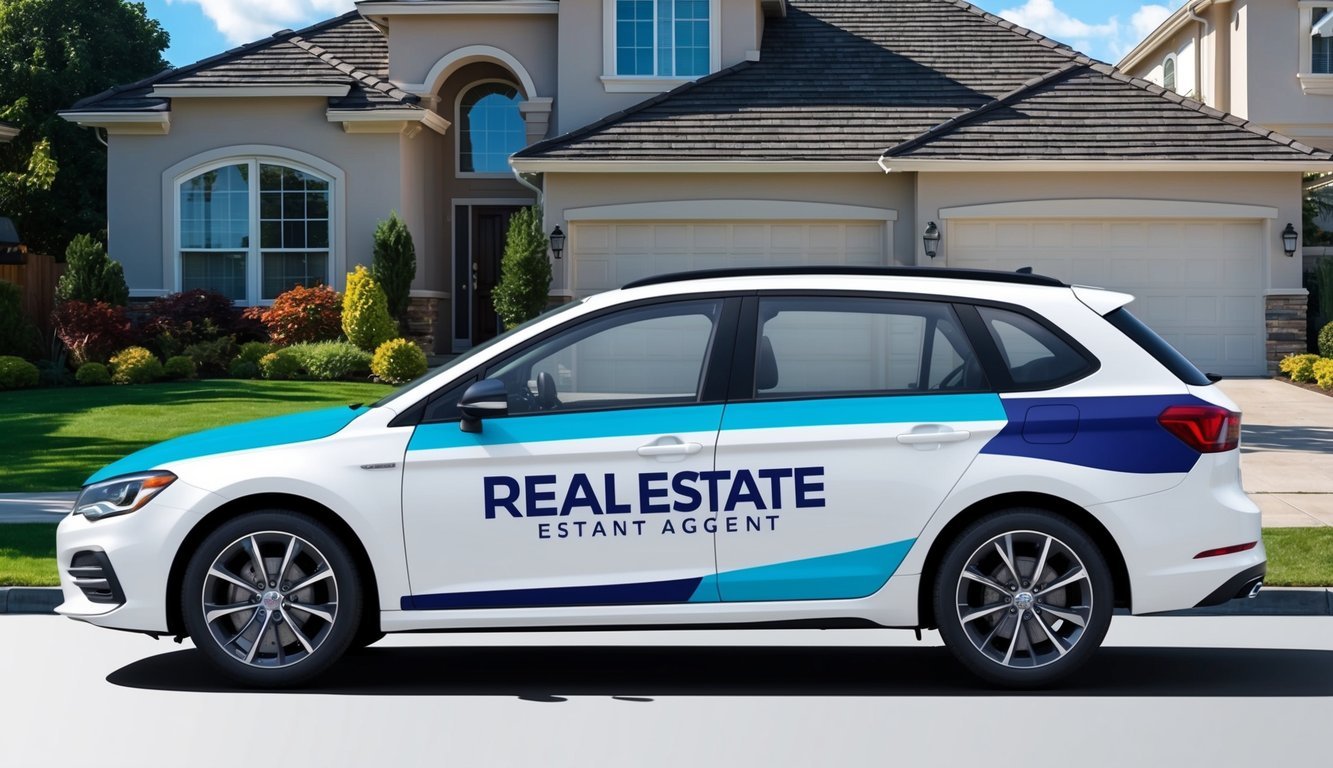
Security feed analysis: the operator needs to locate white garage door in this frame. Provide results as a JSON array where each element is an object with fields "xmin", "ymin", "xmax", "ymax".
[
  {"xmin": 570, "ymin": 221, "xmax": 888, "ymax": 295},
  {"xmin": 947, "ymin": 218, "xmax": 1265, "ymax": 376}
]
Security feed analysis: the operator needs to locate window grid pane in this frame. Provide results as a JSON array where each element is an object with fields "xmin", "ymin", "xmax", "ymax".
[
  {"xmin": 460, "ymin": 83, "xmax": 527, "ymax": 173},
  {"xmin": 179, "ymin": 164, "xmax": 249, "ymax": 250},
  {"xmin": 261, "ymin": 251, "xmax": 330, "ymax": 301},
  {"xmin": 1316, "ymin": 8, "xmax": 1333, "ymax": 74},
  {"xmin": 181, "ymin": 251, "xmax": 247, "ymax": 301},
  {"xmin": 616, "ymin": 0, "xmax": 709, "ymax": 77}
]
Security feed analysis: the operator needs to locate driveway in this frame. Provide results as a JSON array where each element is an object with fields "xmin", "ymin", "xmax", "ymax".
[{"xmin": 1219, "ymin": 379, "xmax": 1333, "ymax": 527}]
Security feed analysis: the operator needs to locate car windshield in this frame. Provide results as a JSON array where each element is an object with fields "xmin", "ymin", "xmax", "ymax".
[
  {"xmin": 367, "ymin": 298, "xmax": 586, "ymax": 408},
  {"xmin": 0, "ymin": 217, "xmax": 19, "ymax": 244}
]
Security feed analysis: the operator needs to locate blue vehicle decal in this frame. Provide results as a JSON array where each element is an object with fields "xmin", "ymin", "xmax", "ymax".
[
  {"xmin": 719, "ymin": 393, "xmax": 1006, "ymax": 431},
  {"xmin": 84, "ymin": 406, "xmax": 367, "ymax": 485},
  {"xmin": 981, "ymin": 395, "xmax": 1206, "ymax": 474},
  {"xmin": 403, "ymin": 538, "xmax": 916, "ymax": 610}
]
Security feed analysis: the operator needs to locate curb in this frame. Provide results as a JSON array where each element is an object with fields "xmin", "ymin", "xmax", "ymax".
[{"xmin": 0, "ymin": 587, "xmax": 62, "ymax": 615}]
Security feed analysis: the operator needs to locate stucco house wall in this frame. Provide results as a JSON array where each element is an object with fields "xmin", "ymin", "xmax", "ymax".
[{"xmin": 106, "ymin": 98, "xmax": 407, "ymax": 298}]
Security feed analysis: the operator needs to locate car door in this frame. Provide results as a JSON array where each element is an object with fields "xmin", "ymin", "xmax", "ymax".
[
  {"xmin": 401, "ymin": 297, "xmax": 737, "ymax": 610},
  {"xmin": 711, "ymin": 294, "xmax": 1006, "ymax": 602}
]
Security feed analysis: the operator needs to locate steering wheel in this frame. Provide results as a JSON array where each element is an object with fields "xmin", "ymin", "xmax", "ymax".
[{"xmin": 536, "ymin": 370, "xmax": 561, "ymax": 411}]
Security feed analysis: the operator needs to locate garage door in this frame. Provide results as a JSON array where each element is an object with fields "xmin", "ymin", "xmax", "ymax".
[
  {"xmin": 946, "ymin": 218, "xmax": 1264, "ymax": 376},
  {"xmin": 570, "ymin": 221, "xmax": 888, "ymax": 295}
]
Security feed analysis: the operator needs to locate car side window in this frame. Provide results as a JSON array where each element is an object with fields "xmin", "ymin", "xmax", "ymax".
[
  {"xmin": 977, "ymin": 306, "xmax": 1091, "ymax": 387},
  {"xmin": 755, "ymin": 297, "xmax": 985, "ymax": 398},
  {"xmin": 485, "ymin": 299, "xmax": 723, "ymax": 415}
]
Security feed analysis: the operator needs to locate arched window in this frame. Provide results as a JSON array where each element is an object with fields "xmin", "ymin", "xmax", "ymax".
[
  {"xmin": 458, "ymin": 81, "xmax": 526, "ymax": 175},
  {"xmin": 178, "ymin": 159, "xmax": 332, "ymax": 303},
  {"xmin": 1163, "ymin": 55, "xmax": 1177, "ymax": 93}
]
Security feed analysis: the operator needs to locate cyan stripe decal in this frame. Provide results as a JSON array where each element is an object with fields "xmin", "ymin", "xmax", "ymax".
[
  {"xmin": 408, "ymin": 404, "xmax": 726, "ymax": 451},
  {"xmin": 981, "ymin": 395, "xmax": 1204, "ymax": 474},
  {"xmin": 85, "ymin": 406, "xmax": 367, "ymax": 485},
  {"xmin": 403, "ymin": 539, "xmax": 915, "ymax": 610},
  {"xmin": 720, "ymin": 394, "xmax": 1005, "ymax": 431},
  {"xmin": 710, "ymin": 539, "xmax": 916, "ymax": 602}
]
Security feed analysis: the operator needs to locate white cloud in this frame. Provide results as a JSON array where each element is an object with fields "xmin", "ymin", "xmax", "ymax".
[
  {"xmin": 1131, "ymin": 4, "xmax": 1174, "ymax": 40},
  {"xmin": 998, "ymin": 0, "xmax": 1119, "ymax": 42},
  {"xmin": 996, "ymin": 0, "xmax": 1187, "ymax": 64},
  {"xmin": 170, "ymin": 0, "xmax": 356, "ymax": 44}
]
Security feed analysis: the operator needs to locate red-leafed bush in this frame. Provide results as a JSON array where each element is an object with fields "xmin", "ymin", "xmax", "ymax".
[
  {"xmin": 53, "ymin": 300, "xmax": 134, "ymax": 366},
  {"xmin": 260, "ymin": 285, "xmax": 343, "ymax": 346},
  {"xmin": 139, "ymin": 290, "xmax": 265, "ymax": 357}
]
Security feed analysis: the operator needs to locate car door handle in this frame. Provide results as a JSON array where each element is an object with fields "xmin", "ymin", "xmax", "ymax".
[
  {"xmin": 896, "ymin": 430, "xmax": 971, "ymax": 445},
  {"xmin": 637, "ymin": 442, "xmax": 703, "ymax": 457}
]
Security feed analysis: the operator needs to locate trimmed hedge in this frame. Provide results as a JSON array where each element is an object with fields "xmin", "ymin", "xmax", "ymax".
[
  {"xmin": 0, "ymin": 355, "xmax": 39, "ymax": 389},
  {"xmin": 372, "ymin": 338, "xmax": 427, "ymax": 385},
  {"xmin": 109, "ymin": 346, "xmax": 164, "ymax": 385},
  {"xmin": 75, "ymin": 362, "xmax": 112, "ymax": 386}
]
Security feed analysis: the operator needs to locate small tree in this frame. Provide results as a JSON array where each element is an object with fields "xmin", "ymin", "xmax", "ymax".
[
  {"xmin": 56, "ymin": 234, "xmax": 128, "ymax": 306},
  {"xmin": 491, "ymin": 206, "xmax": 551, "ymax": 330},
  {"xmin": 371, "ymin": 212, "xmax": 416, "ymax": 331},
  {"xmin": 342, "ymin": 265, "xmax": 397, "ymax": 352}
]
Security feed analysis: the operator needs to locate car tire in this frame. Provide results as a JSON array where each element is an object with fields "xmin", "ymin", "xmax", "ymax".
[
  {"xmin": 933, "ymin": 508, "xmax": 1113, "ymax": 688},
  {"xmin": 182, "ymin": 510, "xmax": 362, "ymax": 688}
]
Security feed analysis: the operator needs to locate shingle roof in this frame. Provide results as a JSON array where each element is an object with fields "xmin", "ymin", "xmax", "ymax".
[
  {"xmin": 65, "ymin": 12, "xmax": 416, "ymax": 114},
  {"xmin": 518, "ymin": 0, "xmax": 1333, "ymax": 164}
]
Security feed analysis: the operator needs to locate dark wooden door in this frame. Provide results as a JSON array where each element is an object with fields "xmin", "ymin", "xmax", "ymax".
[{"xmin": 470, "ymin": 206, "xmax": 520, "ymax": 344}]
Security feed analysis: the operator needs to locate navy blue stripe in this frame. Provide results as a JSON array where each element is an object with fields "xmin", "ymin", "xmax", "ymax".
[
  {"xmin": 981, "ymin": 395, "xmax": 1204, "ymax": 474},
  {"xmin": 403, "ymin": 576, "xmax": 706, "ymax": 610}
]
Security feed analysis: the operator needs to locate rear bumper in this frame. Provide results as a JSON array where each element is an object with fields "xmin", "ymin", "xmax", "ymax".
[{"xmin": 1194, "ymin": 562, "xmax": 1267, "ymax": 608}]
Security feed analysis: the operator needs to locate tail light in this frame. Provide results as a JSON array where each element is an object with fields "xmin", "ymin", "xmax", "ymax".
[{"xmin": 1158, "ymin": 405, "xmax": 1241, "ymax": 453}]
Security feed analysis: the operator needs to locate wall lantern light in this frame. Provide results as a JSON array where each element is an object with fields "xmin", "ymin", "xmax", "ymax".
[
  {"xmin": 1282, "ymin": 222, "xmax": 1298, "ymax": 257},
  {"xmin": 549, "ymin": 226, "xmax": 566, "ymax": 260},
  {"xmin": 922, "ymin": 221, "xmax": 941, "ymax": 259}
]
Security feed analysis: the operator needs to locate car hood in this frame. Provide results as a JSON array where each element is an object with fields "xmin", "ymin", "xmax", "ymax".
[{"xmin": 84, "ymin": 405, "xmax": 368, "ymax": 486}]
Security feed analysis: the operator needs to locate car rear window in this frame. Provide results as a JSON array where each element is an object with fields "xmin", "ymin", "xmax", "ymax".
[
  {"xmin": 976, "ymin": 306, "xmax": 1094, "ymax": 389},
  {"xmin": 1104, "ymin": 307, "xmax": 1212, "ymax": 386}
]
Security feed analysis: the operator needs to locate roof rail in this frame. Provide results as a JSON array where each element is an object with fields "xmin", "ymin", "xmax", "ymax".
[{"xmin": 621, "ymin": 266, "xmax": 1067, "ymax": 290}]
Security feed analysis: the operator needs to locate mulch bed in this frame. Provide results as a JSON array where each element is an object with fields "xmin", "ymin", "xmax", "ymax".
[{"xmin": 1276, "ymin": 376, "xmax": 1333, "ymax": 398}]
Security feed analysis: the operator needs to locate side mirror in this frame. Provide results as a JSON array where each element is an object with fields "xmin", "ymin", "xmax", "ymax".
[{"xmin": 458, "ymin": 379, "xmax": 508, "ymax": 433}]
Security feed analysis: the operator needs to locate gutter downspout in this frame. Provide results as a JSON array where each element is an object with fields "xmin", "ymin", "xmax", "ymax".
[
  {"xmin": 1186, "ymin": 2, "xmax": 1209, "ymax": 104},
  {"xmin": 1210, "ymin": 0, "xmax": 1232, "ymax": 114}
]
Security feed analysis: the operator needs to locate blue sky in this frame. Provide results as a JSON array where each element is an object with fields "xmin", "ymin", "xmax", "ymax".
[{"xmin": 144, "ymin": 0, "xmax": 1187, "ymax": 69}]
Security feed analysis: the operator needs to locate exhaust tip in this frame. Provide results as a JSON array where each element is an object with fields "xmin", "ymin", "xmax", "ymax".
[{"xmin": 1246, "ymin": 580, "xmax": 1263, "ymax": 599}]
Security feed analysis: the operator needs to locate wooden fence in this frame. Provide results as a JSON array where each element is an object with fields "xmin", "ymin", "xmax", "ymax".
[{"xmin": 0, "ymin": 252, "xmax": 64, "ymax": 336}]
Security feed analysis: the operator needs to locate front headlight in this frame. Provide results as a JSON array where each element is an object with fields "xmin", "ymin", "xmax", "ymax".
[{"xmin": 74, "ymin": 471, "xmax": 177, "ymax": 521}]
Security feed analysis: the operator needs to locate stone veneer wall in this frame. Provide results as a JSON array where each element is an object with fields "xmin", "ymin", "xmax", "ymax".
[
  {"xmin": 1266, "ymin": 294, "xmax": 1308, "ymax": 374},
  {"xmin": 405, "ymin": 295, "xmax": 443, "ymax": 353}
]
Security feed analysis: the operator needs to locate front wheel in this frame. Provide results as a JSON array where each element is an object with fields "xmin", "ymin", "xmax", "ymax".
[
  {"xmin": 933, "ymin": 509, "xmax": 1113, "ymax": 688},
  {"xmin": 182, "ymin": 511, "xmax": 362, "ymax": 687}
]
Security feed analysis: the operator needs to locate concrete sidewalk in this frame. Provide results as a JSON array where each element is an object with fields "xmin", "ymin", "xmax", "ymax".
[{"xmin": 1218, "ymin": 379, "xmax": 1333, "ymax": 527}]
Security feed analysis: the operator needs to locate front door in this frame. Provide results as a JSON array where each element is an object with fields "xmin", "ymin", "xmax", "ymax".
[
  {"xmin": 470, "ymin": 206, "xmax": 519, "ymax": 345},
  {"xmin": 401, "ymin": 297, "xmax": 737, "ymax": 610},
  {"xmin": 712, "ymin": 295, "xmax": 1006, "ymax": 602}
]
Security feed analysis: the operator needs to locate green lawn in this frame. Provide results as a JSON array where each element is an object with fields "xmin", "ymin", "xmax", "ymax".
[
  {"xmin": 0, "ymin": 380, "xmax": 393, "ymax": 493},
  {"xmin": 4, "ymin": 524, "xmax": 1332, "ymax": 588},
  {"xmin": 0, "ymin": 524, "xmax": 57, "ymax": 586}
]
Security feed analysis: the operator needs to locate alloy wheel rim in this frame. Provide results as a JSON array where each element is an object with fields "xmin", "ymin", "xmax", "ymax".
[
  {"xmin": 954, "ymin": 529, "xmax": 1093, "ymax": 670},
  {"xmin": 201, "ymin": 531, "xmax": 339, "ymax": 669}
]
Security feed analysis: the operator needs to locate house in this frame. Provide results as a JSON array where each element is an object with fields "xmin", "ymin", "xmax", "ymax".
[{"xmin": 59, "ymin": 0, "xmax": 1333, "ymax": 376}]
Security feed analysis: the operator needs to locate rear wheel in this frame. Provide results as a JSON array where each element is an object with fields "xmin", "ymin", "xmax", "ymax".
[
  {"xmin": 933, "ymin": 509, "xmax": 1113, "ymax": 688},
  {"xmin": 182, "ymin": 511, "xmax": 362, "ymax": 687}
]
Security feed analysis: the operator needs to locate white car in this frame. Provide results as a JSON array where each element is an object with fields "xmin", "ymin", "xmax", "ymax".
[{"xmin": 55, "ymin": 267, "xmax": 1265, "ymax": 688}]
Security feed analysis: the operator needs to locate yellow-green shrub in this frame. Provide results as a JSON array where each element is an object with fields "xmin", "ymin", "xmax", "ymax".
[
  {"xmin": 0, "ymin": 355, "xmax": 39, "ymax": 389},
  {"xmin": 259, "ymin": 349, "xmax": 304, "ymax": 380},
  {"xmin": 163, "ymin": 355, "xmax": 197, "ymax": 380},
  {"xmin": 371, "ymin": 338, "xmax": 427, "ymax": 384},
  {"xmin": 109, "ymin": 346, "xmax": 163, "ymax": 385},
  {"xmin": 342, "ymin": 265, "xmax": 397, "ymax": 352},
  {"xmin": 1279, "ymin": 353, "xmax": 1322, "ymax": 383},
  {"xmin": 75, "ymin": 361, "xmax": 111, "ymax": 386},
  {"xmin": 1314, "ymin": 358, "xmax": 1333, "ymax": 390}
]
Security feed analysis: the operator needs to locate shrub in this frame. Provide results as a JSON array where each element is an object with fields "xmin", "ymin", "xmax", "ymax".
[
  {"xmin": 163, "ymin": 355, "xmax": 197, "ymax": 380},
  {"xmin": 1320, "ymin": 321, "xmax": 1333, "ymax": 359},
  {"xmin": 228, "ymin": 359, "xmax": 261, "ymax": 379},
  {"xmin": 236, "ymin": 341, "xmax": 276, "ymax": 365},
  {"xmin": 140, "ymin": 290, "xmax": 243, "ymax": 356},
  {"xmin": 492, "ymin": 205, "xmax": 551, "ymax": 330},
  {"xmin": 109, "ymin": 346, "xmax": 163, "ymax": 385},
  {"xmin": 75, "ymin": 362, "xmax": 111, "ymax": 386},
  {"xmin": 260, "ymin": 349, "xmax": 304, "ymax": 380},
  {"xmin": 1315, "ymin": 358, "xmax": 1333, "ymax": 390},
  {"xmin": 182, "ymin": 336, "xmax": 237, "ymax": 378},
  {"xmin": 1279, "ymin": 353, "xmax": 1322, "ymax": 383},
  {"xmin": 260, "ymin": 284, "xmax": 343, "ymax": 345},
  {"xmin": 0, "ymin": 355, "xmax": 39, "ymax": 389},
  {"xmin": 372, "ymin": 338, "xmax": 427, "ymax": 384},
  {"xmin": 0, "ymin": 280, "xmax": 39, "ymax": 359},
  {"xmin": 52, "ymin": 300, "xmax": 134, "ymax": 366},
  {"xmin": 372, "ymin": 211, "xmax": 417, "ymax": 329},
  {"xmin": 56, "ymin": 234, "xmax": 128, "ymax": 306},
  {"xmin": 286, "ymin": 340, "xmax": 371, "ymax": 381},
  {"xmin": 342, "ymin": 265, "xmax": 397, "ymax": 352}
]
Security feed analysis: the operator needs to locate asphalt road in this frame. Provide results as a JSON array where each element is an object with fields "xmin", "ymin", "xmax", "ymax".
[{"xmin": 2, "ymin": 615, "xmax": 1331, "ymax": 767}]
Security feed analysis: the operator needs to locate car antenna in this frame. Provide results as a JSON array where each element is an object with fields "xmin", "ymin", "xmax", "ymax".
[{"xmin": 1015, "ymin": 266, "xmax": 1033, "ymax": 274}]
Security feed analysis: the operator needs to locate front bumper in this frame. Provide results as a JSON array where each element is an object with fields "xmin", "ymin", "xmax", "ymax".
[{"xmin": 55, "ymin": 480, "xmax": 222, "ymax": 633}]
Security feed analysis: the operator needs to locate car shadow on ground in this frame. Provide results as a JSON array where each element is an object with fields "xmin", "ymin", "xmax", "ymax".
[{"xmin": 107, "ymin": 644, "xmax": 1333, "ymax": 698}]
